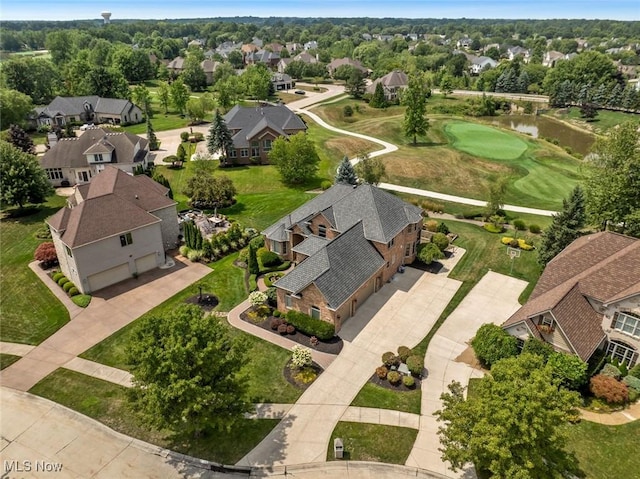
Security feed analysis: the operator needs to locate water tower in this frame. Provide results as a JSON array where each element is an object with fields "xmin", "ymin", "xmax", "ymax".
[{"xmin": 101, "ymin": 11, "xmax": 111, "ymax": 24}]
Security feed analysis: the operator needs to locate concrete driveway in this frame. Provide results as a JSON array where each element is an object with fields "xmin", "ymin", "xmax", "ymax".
[
  {"xmin": 405, "ymin": 271, "xmax": 528, "ymax": 478},
  {"xmin": 237, "ymin": 265, "xmax": 462, "ymax": 468}
]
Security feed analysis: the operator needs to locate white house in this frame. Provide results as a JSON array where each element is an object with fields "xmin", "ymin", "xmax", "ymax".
[
  {"xmin": 47, "ymin": 167, "xmax": 180, "ymax": 294},
  {"xmin": 32, "ymin": 96, "xmax": 143, "ymax": 129}
]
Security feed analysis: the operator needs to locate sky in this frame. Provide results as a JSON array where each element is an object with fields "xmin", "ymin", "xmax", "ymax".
[{"xmin": 1, "ymin": 0, "xmax": 639, "ymax": 21}]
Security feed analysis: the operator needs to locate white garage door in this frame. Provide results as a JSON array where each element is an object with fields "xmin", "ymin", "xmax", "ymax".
[
  {"xmin": 135, "ymin": 253, "xmax": 157, "ymax": 274},
  {"xmin": 87, "ymin": 263, "xmax": 130, "ymax": 293}
]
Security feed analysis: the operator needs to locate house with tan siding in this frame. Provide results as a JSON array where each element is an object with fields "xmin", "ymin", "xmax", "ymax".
[
  {"xmin": 502, "ymin": 232, "xmax": 640, "ymax": 367},
  {"xmin": 264, "ymin": 184, "xmax": 423, "ymax": 331}
]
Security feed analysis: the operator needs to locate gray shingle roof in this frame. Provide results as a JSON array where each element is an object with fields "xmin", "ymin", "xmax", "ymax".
[
  {"xmin": 223, "ymin": 105, "xmax": 306, "ymax": 149},
  {"xmin": 38, "ymin": 96, "xmax": 137, "ymax": 117},
  {"xmin": 365, "ymin": 70, "xmax": 408, "ymax": 94},
  {"xmin": 292, "ymin": 235, "xmax": 330, "ymax": 257},
  {"xmin": 275, "ymin": 222, "xmax": 385, "ymax": 309}
]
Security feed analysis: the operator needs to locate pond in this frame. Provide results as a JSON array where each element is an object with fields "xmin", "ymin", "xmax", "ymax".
[{"xmin": 486, "ymin": 115, "xmax": 596, "ymax": 156}]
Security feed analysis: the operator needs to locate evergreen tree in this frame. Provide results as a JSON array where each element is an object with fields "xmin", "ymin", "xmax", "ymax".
[
  {"xmin": 207, "ymin": 110, "xmax": 234, "ymax": 162},
  {"xmin": 622, "ymin": 85, "xmax": 640, "ymax": 110},
  {"xmin": 495, "ymin": 71, "xmax": 507, "ymax": 93},
  {"xmin": 146, "ymin": 116, "xmax": 160, "ymax": 151},
  {"xmin": 538, "ymin": 186, "xmax": 586, "ymax": 266},
  {"xmin": 335, "ymin": 156, "xmax": 358, "ymax": 185},
  {"xmin": 592, "ymin": 83, "xmax": 608, "ymax": 107},
  {"xmin": 345, "ymin": 69, "xmax": 366, "ymax": 99},
  {"xmin": 607, "ymin": 83, "xmax": 624, "ymax": 108},
  {"xmin": 517, "ymin": 71, "xmax": 530, "ymax": 93},
  {"xmin": 369, "ymin": 82, "xmax": 387, "ymax": 108},
  {"xmin": 176, "ymin": 143, "xmax": 187, "ymax": 162},
  {"xmin": 6, "ymin": 124, "xmax": 35, "ymax": 154},
  {"xmin": 403, "ymin": 74, "xmax": 430, "ymax": 145},
  {"xmin": 248, "ymin": 243, "xmax": 259, "ymax": 275},
  {"xmin": 152, "ymin": 172, "xmax": 173, "ymax": 199}
]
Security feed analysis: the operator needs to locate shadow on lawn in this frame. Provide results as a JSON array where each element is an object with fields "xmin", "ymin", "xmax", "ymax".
[{"xmin": 0, "ymin": 204, "xmax": 62, "ymax": 225}]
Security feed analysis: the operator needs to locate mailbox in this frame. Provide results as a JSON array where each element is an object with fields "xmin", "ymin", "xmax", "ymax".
[{"xmin": 334, "ymin": 438, "xmax": 344, "ymax": 459}]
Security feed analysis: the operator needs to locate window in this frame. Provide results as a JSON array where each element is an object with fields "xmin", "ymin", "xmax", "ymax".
[
  {"xmin": 405, "ymin": 244, "xmax": 411, "ymax": 257},
  {"xmin": 388, "ymin": 238, "xmax": 395, "ymax": 248},
  {"xmin": 119, "ymin": 232, "xmax": 133, "ymax": 247},
  {"xmin": 541, "ymin": 316, "xmax": 553, "ymax": 327},
  {"xmin": 263, "ymin": 139, "xmax": 272, "ymax": 151},
  {"xmin": 65, "ymin": 245, "xmax": 72, "ymax": 257},
  {"xmin": 285, "ymin": 294, "xmax": 292, "ymax": 309},
  {"xmin": 612, "ymin": 312, "xmax": 640, "ymax": 338},
  {"xmin": 271, "ymin": 240, "xmax": 287, "ymax": 255},
  {"xmin": 241, "ymin": 149, "xmax": 249, "ymax": 157},
  {"xmin": 94, "ymin": 154, "xmax": 103, "ymax": 162},
  {"xmin": 229, "ymin": 150, "xmax": 237, "ymax": 158},
  {"xmin": 46, "ymin": 168, "xmax": 64, "ymax": 180},
  {"xmin": 251, "ymin": 141, "xmax": 259, "ymax": 148},
  {"xmin": 252, "ymin": 147, "xmax": 260, "ymax": 157},
  {"xmin": 310, "ymin": 306, "xmax": 321, "ymax": 320},
  {"xmin": 318, "ymin": 225, "xmax": 327, "ymax": 238},
  {"xmin": 515, "ymin": 338, "xmax": 525, "ymax": 351},
  {"xmin": 607, "ymin": 340, "xmax": 637, "ymax": 367}
]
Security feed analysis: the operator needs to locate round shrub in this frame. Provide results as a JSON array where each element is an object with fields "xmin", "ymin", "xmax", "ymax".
[
  {"xmin": 343, "ymin": 105, "xmax": 354, "ymax": 117},
  {"xmin": 590, "ymin": 374, "xmax": 629, "ymax": 404},
  {"xmin": 180, "ymin": 131, "xmax": 190, "ymax": 141},
  {"xmin": 509, "ymin": 239, "xmax": 519, "ymax": 248},
  {"xmin": 270, "ymin": 318, "xmax": 284, "ymax": 330},
  {"xmin": 436, "ymin": 222, "xmax": 450, "ymax": 235},
  {"xmin": 471, "ymin": 323, "xmax": 519, "ymax": 367},
  {"xmin": 52, "ymin": 272, "xmax": 65, "ymax": 282},
  {"xmin": 517, "ymin": 238, "xmax": 535, "ymax": 251},
  {"xmin": 382, "ymin": 351, "xmax": 397, "ymax": 367},
  {"xmin": 68, "ymin": 287, "xmax": 79, "ymax": 297},
  {"xmin": 424, "ymin": 220, "xmax": 438, "ymax": 232},
  {"xmin": 321, "ymin": 180, "xmax": 333, "ymax": 190},
  {"xmin": 278, "ymin": 324, "xmax": 288, "ymax": 335},
  {"xmin": 179, "ymin": 245, "xmax": 190, "ymax": 256},
  {"xmin": 601, "ymin": 363, "xmax": 622, "ymax": 379},
  {"xmin": 406, "ymin": 355, "xmax": 423, "ymax": 376},
  {"xmin": 513, "ymin": 219, "xmax": 526, "ymax": 231},
  {"xmin": 431, "ymin": 232, "xmax": 449, "ymax": 252},
  {"xmin": 273, "ymin": 310, "xmax": 282, "ymax": 318},
  {"xmin": 286, "ymin": 325, "xmax": 295, "ymax": 334},
  {"xmin": 259, "ymin": 249, "xmax": 282, "ymax": 268},
  {"xmin": 58, "ymin": 277, "xmax": 69, "ymax": 286},
  {"xmin": 501, "ymin": 236, "xmax": 514, "ymax": 245},
  {"xmin": 63, "ymin": 281, "xmax": 74, "ymax": 292},
  {"xmin": 387, "ymin": 371, "xmax": 402, "ymax": 385},
  {"xmin": 529, "ymin": 224, "xmax": 541, "ymax": 234},
  {"xmin": 622, "ymin": 375, "xmax": 640, "ymax": 393},
  {"xmin": 187, "ymin": 249, "xmax": 203, "ymax": 262},
  {"xmin": 402, "ymin": 375, "xmax": 415, "ymax": 388},
  {"xmin": 376, "ymin": 366, "xmax": 388, "ymax": 379},
  {"xmin": 397, "ymin": 346, "xmax": 411, "ymax": 362}
]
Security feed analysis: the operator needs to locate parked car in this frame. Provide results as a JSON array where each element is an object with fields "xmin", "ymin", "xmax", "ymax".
[{"xmin": 294, "ymin": 90, "xmax": 306, "ymax": 95}]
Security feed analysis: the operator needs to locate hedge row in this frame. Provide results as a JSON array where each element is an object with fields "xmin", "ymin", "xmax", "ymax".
[
  {"xmin": 50, "ymin": 271, "xmax": 80, "ymax": 297},
  {"xmin": 285, "ymin": 310, "xmax": 335, "ymax": 340}
]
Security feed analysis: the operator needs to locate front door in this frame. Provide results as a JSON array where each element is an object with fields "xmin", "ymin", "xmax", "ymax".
[{"xmin": 78, "ymin": 171, "xmax": 89, "ymax": 183}]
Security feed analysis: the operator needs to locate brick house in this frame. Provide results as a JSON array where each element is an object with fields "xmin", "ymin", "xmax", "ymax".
[
  {"xmin": 502, "ymin": 232, "xmax": 640, "ymax": 367},
  {"xmin": 223, "ymin": 105, "xmax": 307, "ymax": 165},
  {"xmin": 365, "ymin": 70, "xmax": 409, "ymax": 102},
  {"xmin": 264, "ymin": 184, "xmax": 423, "ymax": 331}
]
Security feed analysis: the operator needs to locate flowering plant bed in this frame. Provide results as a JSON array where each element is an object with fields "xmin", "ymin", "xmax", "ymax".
[
  {"xmin": 283, "ymin": 359, "xmax": 324, "ymax": 390},
  {"xmin": 367, "ymin": 371, "xmax": 421, "ymax": 391}
]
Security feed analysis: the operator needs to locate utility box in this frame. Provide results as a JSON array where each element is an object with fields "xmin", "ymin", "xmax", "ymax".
[{"xmin": 334, "ymin": 438, "xmax": 344, "ymax": 459}]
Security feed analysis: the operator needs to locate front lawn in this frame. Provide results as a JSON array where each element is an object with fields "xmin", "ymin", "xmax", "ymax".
[
  {"xmin": 327, "ymin": 422, "xmax": 418, "ymax": 464},
  {"xmin": 29, "ymin": 369, "xmax": 280, "ymax": 465},
  {"xmin": 0, "ymin": 353, "xmax": 21, "ymax": 370},
  {"xmin": 0, "ymin": 196, "xmax": 70, "ymax": 344},
  {"xmin": 350, "ymin": 382, "xmax": 421, "ymax": 414}
]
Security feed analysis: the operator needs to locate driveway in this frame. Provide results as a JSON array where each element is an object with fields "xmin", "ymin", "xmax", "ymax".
[
  {"xmin": 237, "ymin": 262, "xmax": 463, "ymax": 468},
  {"xmin": 405, "ymin": 271, "xmax": 528, "ymax": 477},
  {"xmin": 0, "ymin": 256, "xmax": 211, "ymax": 392}
]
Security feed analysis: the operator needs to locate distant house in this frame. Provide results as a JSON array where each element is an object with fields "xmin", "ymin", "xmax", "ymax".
[
  {"xmin": 188, "ymin": 39, "xmax": 205, "ymax": 48},
  {"xmin": 469, "ymin": 56, "xmax": 498, "ymax": 74},
  {"xmin": 277, "ymin": 58, "xmax": 293, "ymax": 74},
  {"xmin": 223, "ymin": 105, "xmax": 307, "ymax": 165},
  {"xmin": 265, "ymin": 43, "xmax": 284, "ymax": 54},
  {"xmin": 40, "ymin": 128, "xmax": 149, "ymax": 187},
  {"xmin": 327, "ymin": 58, "xmax": 368, "ymax": 77},
  {"xmin": 304, "ymin": 40, "xmax": 318, "ymax": 51},
  {"xmin": 215, "ymin": 41, "xmax": 242, "ymax": 58},
  {"xmin": 271, "ymin": 73, "xmax": 293, "ymax": 91},
  {"xmin": 264, "ymin": 184, "xmax": 423, "ymax": 331},
  {"xmin": 362, "ymin": 33, "xmax": 372, "ymax": 41},
  {"xmin": 365, "ymin": 70, "xmax": 409, "ymax": 101},
  {"xmin": 201, "ymin": 59, "xmax": 220, "ymax": 85},
  {"xmin": 245, "ymin": 49, "xmax": 280, "ymax": 68},
  {"xmin": 543, "ymin": 50, "xmax": 567, "ymax": 67},
  {"xmin": 32, "ymin": 96, "xmax": 143, "ymax": 129},
  {"xmin": 456, "ymin": 36, "xmax": 472, "ymax": 49},
  {"xmin": 293, "ymin": 52, "xmax": 318, "ymax": 64},
  {"xmin": 167, "ymin": 56, "xmax": 185, "ymax": 75},
  {"xmin": 406, "ymin": 33, "xmax": 419, "ymax": 42},
  {"xmin": 502, "ymin": 232, "xmax": 640, "ymax": 367},
  {"xmin": 47, "ymin": 166, "xmax": 179, "ymax": 294},
  {"xmin": 507, "ymin": 46, "xmax": 530, "ymax": 62},
  {"xmin": 167, "ymin": 57, "xmax": 220, "ymax": 83}
]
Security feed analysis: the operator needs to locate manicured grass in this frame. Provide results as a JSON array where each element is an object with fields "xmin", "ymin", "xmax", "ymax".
[
  {"xmin": 350, "ymin": 383, "xmax": 421, "ymax": 414},
  {"xmin": 327, "ymin": 422, "xmax": 418, "ymax": 464},
  {"xmin": 563, "ymin": 420, "xmax": 640, "ymax": 479},
  {"xmin": 29, "ymin": 369, "xmax": 280, "ymax": 465},
  {"xmin": 445, "ymin": 121, "xmax": 528, "ymax": 161},
  {"xmin": 123, "ymin": 114, "xmax": 191, "ymax": 134},
  {"xmin": 0, "ymin": 196, "xmax": 70, "ymax": 345},
  {"xmin": 0, "ymin": 353, "xmax": 21, "ymax": 370},
  {"xmin": 559, "ymin": 107, "xmax": 640, "ymax": 134}
]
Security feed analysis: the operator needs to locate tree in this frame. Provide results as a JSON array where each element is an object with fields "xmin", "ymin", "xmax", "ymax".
[
  {"xmin": 354, "ymin": 152, "xmax": 386, "ymax": 185},
  {"xmin": 170, "ymin": 78, "xmax": 190, "ymax": 115},
  {"xmin": 181, "ymin": 56, "xmax": 207, "ymax": 92},
  {"xmin": 1, "ymin": 57, "xmax": 60, "ymax": 104},
  {"xmin": 186, "ymin": 98, "xmax": 205, "ymax": 124},
  {"xmin": 269, "ymin": 132, "xmax": 320, "ymax": 185},
  {"xmin": 440, "ymin": 74, "xmax": 454, "ymax": 98},
  {"xmin": 146, "ymin": 117, "xmax": 160, "ymax": 151},
  {"xmin": 580, "ymin": 102, "xmax": 598, "ymax": 121},
  {"xmin": 207, "ymin": 110, "xmax": 234, "ymax": 161},
  {"xmin": 128, "ymin": 304, "xmax": 251, "ymax": 437},
  {"xmin": 131, "ymin": 85, "xmax": 152, "ymax": 116},
  {"xmin": 241, "ymin": 64, "xmax": 272, "ymax": 100},
  {"xmin": 183, "ymin": 172, "xmax": 237, "ymax": 209},
  {"xmin": 6, "ymin": 124, "xmax": 35, "ymax": 155},
  {"xmin": 0, "ymin": 88, "xmax": 33, "ymax": 130},
  {"xmin": 34, "ymin": 242, "xmax": 58, "ymax": 268},
  {"xmin": 435, "ymin": 354, "xmax": 580, "ymax": 478},
  {"xmin": 470, "ymin": 323, "xmax": 518, "ymax": 367},
  {"xmin": 403, "ymin": 74, "xmax": 430, "ymax": 145},
  {"xmin": 248, "ymin": 243, "xmax": 259, "ymax": 275},
  {"xmin": 485, "ymin": 175, "xmax": 509, "ymax": 217},
  {"xmin": 335, "ymin": 156, "xmax": 357, "ymax": 185},
  {"xmin": 87, "ymin": 67, "xmax": 130, "ymax": 100},
  {"xmin": 0, "ymin": 141, "xmax": 53, "ymax": 209},
  {"xmin": 538, "ymin": 185, "xmax": 586, "ymax": 266},
  {"xmin": 176, "ymin": 143, "xmax": 187, "ymax": 163},
  {"xmin": 345, "ymin": 69, "xmax": 366, "ymax": 99},
  {"xmin": 369, "ymin": 82, "xmax": 387, "ymax": 108},
  {"xmin": 152, "ymin": 172, "xmax": 173, "ymax": 199},
  {"xmin": 547, "ymin": 352, "xmax": 588, "ymax": 390},
  {"xmin": 584, "ymin": 122, "xmax": 640, "ymax": 236},
  {"xmin": 417, "ymin": 242, "xmax": 444, "ymax": 265},
  {"xmin": 157, "ymin": 81, "xmax": 171, "ymax": 114},
  {"xmin": 111, "ymin": 47, "xmax": 154, "ymax": 84}
]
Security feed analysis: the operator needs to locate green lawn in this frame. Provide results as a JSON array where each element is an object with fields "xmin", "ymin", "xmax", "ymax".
[
  {"xmin": 29, "ymin": 369, "xmax": 280, "ymax": 465},
  {"xmin": 0, "ymin": 196, "xmax": 70, "ymax": 344},
  {"xmin": 559, "ymin": 108, "xmax": 640, "ymax": 134},
  {"xmin": 0, "ymin": 353, "xmax": 21, "ymax": 370},
  {"xmin": 350, "ymin": 383, "xmax": 421, "ymax": 414},
  {"xmin": 327, "ymin": 422, "xmax": 418, "ymax": 464},
  {"xmin": 123, "ymin": 114, "xmax": 191, "ymax": 134},
  {"xmin": 445, "ymin": 121, "xmax": 528, "ymax": 161}
]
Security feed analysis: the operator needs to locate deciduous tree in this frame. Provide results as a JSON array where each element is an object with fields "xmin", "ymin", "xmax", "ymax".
[
  {"xmin": 0, "ymin": 141, "xmax": 53, "ymax": 209},
  {"xmin": 34, "ymin": 242, "xmax": 58, "ymax": 268},
  {"xmin": 184, "ymin": 172, "xmax": 237, "ymax": 209},
  {"xmin": 269, "ymin": 132, "xmax": 320, "ymax": 185},
  {"xmin": 170, "ymin": 78, "xmax": 190, "ymax": 115},
  {"xmin": 6, "ymin": 124, "xmax": 35, "ymax": 155},
  {"xmin": 470, "ymin": 323, "xmax": 518, "ymax": 367},
  {"xmin": 403, "ymin": 74, "xmax": 429, "ymax": 145},
  {"xmin": 485, "ymin": 175, "xmax": 509, "ymax": 217},
  {"xmin": 0, "ymin": 88, "xmax": 33, "ymax": 130},
  {"xmin": 354, "ymin": 151, "xmax": 386, "ymax": 185},
  {"xmin": 157, "ymin": 81, "xmax": 171, "ymax": 114}
]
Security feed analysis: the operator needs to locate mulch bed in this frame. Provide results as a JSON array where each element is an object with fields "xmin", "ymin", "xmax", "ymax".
[
  {"xmin": 409, "ymin": 250, "xmax": 453, "ymax": 274},
  {"xmin": 240, "ymin": 309, "xmax": 343, "ymax": 355},
  {"xmin": 184, "ymin": 293, "xmax": 219, "ymax": 312},
  {"xmin": 283, "ymin": 359, "xmax": 324, "ymax": 390},
  {"xmin": 367, "ymin": 372, "xmax": 421, "ymax": 391}
]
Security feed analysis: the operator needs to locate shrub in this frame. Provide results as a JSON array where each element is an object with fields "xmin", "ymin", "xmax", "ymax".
[
  {"xmin": 529, "ymin": 224, "xmax": 541, "ymax": 234},
  {"xmin": 424, "ymin": 220, "xmax": 438, "ymax": 232},
  {"xmin": 513, "ymin": 219, "xmax": 526, "ymax": 231},
  {"xmin": 406, "ymin": 355, "xmax": 423, "ymax": 376},
  {"xmin": 483, "ymin": 223, "xmax": 504, "ymax": 233},
  {"xmin": 376, "ymin": 366, "xmax": 388, "ymax": 379},
  {"xmin": 58, "ymin": 277, "xmax": 69, "ymax": 286},
  {"xmin": 290, "ymin": 345, "xmax": 313, "ymax": 369},
  {"xmin": 62, "ymin": 281, "xmax": 74, "ymax": 292},
  {"xmin": 436, "ymin": 222, "xmax": 450, "ymax": 235},
  {"xmin": 309, "ymin": 336, "xmax": 319, "ymax": 347},
  {"xmin": 471, "ymin": 323, "xmax": 519, "ymax": 367},
  {"xmin": 265, "ymin": 287, "xmax": 277, "ymax": 307},
  {"xmin": 501, "ymin": 236, "xmax": 514, "ymax": 245},
  {"xmin": 286, "ymin": 310, "xmax": 335, "ymax": 340},
  {"xmin": 382, "ymin": 351, "xmax": 397, "ymax": 367},
  {"xmin": 193, "ymin": 132, "xmax": 204, "ymax": 142},
  {"xmin": 278, "ymin": 324, "xmax": 288, "ymax": 335},
  {"xmin": 249, "ymin": 290, "xmax": 268, "ymax": 306},
  {"xmin": 387, "ymin": 371, "xmax": 402, "ymax": 385},
  {"xmin": 590, "ymin": 374, "xmax": 629, "ymax": 404},
  {"xmin": 522, "ymin": 338, "xmax": 555, "ymax": 361},
  {"xmin": 397, "ymin": 346, "xmax": 411, "ymax": 362},
  {"xmin": 509, "ymin": 239, "xmax": 519, "ymax": 248},
  {"xmin": 68, "ymin": 287, "xmax": 79, "ymax": 297},
  {"xmin": 179, "ymin": 245, "xmax": 190, "ymax": 256},
  {"xmin": 628, "ymin": 363, "xmax": 640, "ymax": 379},
  {"xmin": 431, "ymin": 232, "xmax": 449, "ymax": 252},
  {"xmin": 270, "ymin": 318, "xmax": 284, "ymax": 330},
  {"xmin": 321, "ymin": 180, "xmax": 333, "ymax": 190},
  {"xmin": 72, "ymin": 294, "xmax": 92, "ymax": 307},
  {"xmin": 417, "ymin": 242, "xmax": 445, "ymax": 265},
  {"xmin": 264, "ymin": 272, "xmax": 284, "ymax": 287},
  {"xmin": 273, "ymin": 309, "xmax": 281, "ymax": 318},
  {"xmin": 601, "ymin": 363, "xmax": 622, "ymax": 379},
  {"xmin": 180, "ymin": 131, "xmax": 190, "ymax": 141},
  {"xmin": 622, "ymin": 375, "xmax": 640, "ymax": 392},
  {"xmin": 52, "ymin": 272, "xmax": 65, "ymax": 282},
  {"xmin": 187, "ymin": 249, "xmax": 203, "ymax": 262},
  {"xmin": 286, "ymin": 325, "xmax": 295, "ymax": 334},
  {"xmin": 402, "ymin": 375, "xmax": 415, "ymax": 388},
  {"xmin": 34, "ymin": 242, "xmax": 58, "ymax": 268},
  {"xmin": 343, "ymin": 105, "xmax": 354, "ymax": 117},
  {"xmin": 259, "ymin": 248, "xmax": 282, "ymax": 268},
  {"xmin": 249, "ymin": 236, "xmax": 265, "ymax": 249},
  {"xmin": 547, "ymin": 352, "xmax": 588, "ymax": 390},
  {"xmin": 517, "ymin": 238, "xmax": 535, "ymax": 251}
]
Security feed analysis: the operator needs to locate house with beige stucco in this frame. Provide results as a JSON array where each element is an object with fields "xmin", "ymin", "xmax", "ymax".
[
  {"xmin": 263, "ymin": 184, "xmax": 423, "ymax": 331},
  {"xmin": 502, "ymin": 232, "xmax": 640, "ymax": 368},
  {"xmin": 47, "ymin": 166, "xmax": 179, "ymax": 294}
]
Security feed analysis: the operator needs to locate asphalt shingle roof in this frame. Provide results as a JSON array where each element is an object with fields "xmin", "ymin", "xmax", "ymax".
[{"xmin": 224, "ymin": 105, "xmax": 306, "ymax": 149}]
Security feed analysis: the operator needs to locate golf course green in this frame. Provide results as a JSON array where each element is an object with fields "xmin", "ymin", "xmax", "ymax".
[{"xmin": 445, "ymin": 121, "xmax": 528, "ymax": 160}]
